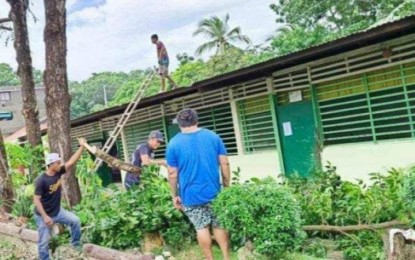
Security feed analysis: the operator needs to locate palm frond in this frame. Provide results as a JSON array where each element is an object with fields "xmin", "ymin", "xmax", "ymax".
[
  {"xmin": 195, "ymin": 40, "xmax": 218, "ymax": 56},
  {"xmin": 228, "ymin": 34, "xmax": 252, "ymax": 45}
]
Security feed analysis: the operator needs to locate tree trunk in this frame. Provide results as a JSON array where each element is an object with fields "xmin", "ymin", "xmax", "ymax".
[
  {"xmin": 383, "ymin": 231, "xmax": 415, "ymax": 260},
  {"xmin": 43, "ymin": 0, "xmax": 81, "ymax": 206},
  {"xmin": 303, "ymin": 220, "xmax": 408, "ymax": 233},
  {"xmin": 0, "ymin": 129, "xmax": 14, "ymax": 213},
  {"xmin": 83, "ymin": 244, "xmax": 152, "ymax": 260},
  {"xmin": 81, "ymin": 142, "xmax": 141, "ymax": 174},
  {"xmin": 7, "ymin": 0, "xmax": 43, "ymax": 148}
]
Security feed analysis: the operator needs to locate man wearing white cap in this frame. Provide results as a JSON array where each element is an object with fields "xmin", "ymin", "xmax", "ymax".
[
  {"xmin": 124, "ymin": 130, "xmax": 167, "ymax": 189},
  {"xmin": 33, "ymin": 138, "xmax": 86, "ymax": 260}
]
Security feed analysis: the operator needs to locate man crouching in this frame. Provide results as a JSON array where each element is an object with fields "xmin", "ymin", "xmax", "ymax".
[{"xmin": 33, "ymin": 138, "xmax": 86, "ymax": 260}]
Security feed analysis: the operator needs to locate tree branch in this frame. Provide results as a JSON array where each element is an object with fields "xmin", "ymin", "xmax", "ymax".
[
  {"xmin": 0, "ymin": 25, "xmax": 12, "ymax": 31},
  {"xmin": 0, "ymin": 18, "xmax": 11, "ymax": 24},
  {"xmin": 80, "ymin": 140, "xmax": 141, "ymax": 174},
  {"xmin": 303, "ymin": 220, "xmax": 408, "ymax": 233}
]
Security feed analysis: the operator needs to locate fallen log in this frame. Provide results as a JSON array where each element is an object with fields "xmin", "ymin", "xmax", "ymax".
[
  {"xmin": 80, "ymin": 140, "xmax": 141, "ymax": 174},
  {"xmin": 83, "ymin": 243, "xmax": 153, "ymax": 260},
  {"xmin": 303, "ymin": 220, "xmax": 408, "ymax": 233},
  {"xmin": 383, "ymin": 230, "xmax": 415, "ymax": 260}
]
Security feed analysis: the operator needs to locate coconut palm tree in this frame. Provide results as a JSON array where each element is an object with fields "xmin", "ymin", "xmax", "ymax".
[{"xmin": 193, "ymin": 13, "xmax": 251, "ymax": 56}]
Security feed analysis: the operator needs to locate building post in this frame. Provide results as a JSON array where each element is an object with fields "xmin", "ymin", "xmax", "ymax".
[
  {"xmin": 266, "ymin": 77, "xmax": 285, "ymax": 175},
  {"xmin": 228, "ymin": 88, "xmax": 244, "ymax": 155}
]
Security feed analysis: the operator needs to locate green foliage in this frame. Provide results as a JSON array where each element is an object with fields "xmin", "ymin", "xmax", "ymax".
[
  {"xmin": 212, "ymin": 179, "xmax": 306, "ymax": 257},
  {"xmin": 193, "ymin": 13, "xmax": 251, "ymax": 56},
  {"xmin": 74, "ymin": 166, "xmax": 193, "ymax": 249},
  {"xmin": 11, "ymin": 184, "xmax": 34, "ymax": 219},
  {"xmin": 172, "ymin": 47, "xmax": 260, "ymax": 87},
  {"xmin": 5, "ymin": 143, "xmax": 44, "ymax": 182},
  {"xmin": 270, "ymin": 0, "xmax": 407, "ymax": 31},
  {"xmin": 301, "ymin": 239, "xmax": 328, "ymax": 258},
  {"xmin": 402, "ymin": 166, "xmax": 415, "ymax": 225},
  {"xmin": 0, "ymin": 63, "xmax": 43, "ymax": 87},
  {"xmin": 284, "ymin": 164, "xmax": 408, "ymax": 227},
  {"xmin": 70, "ymin": 69, "xmax": 161, "ymax": 119},
  {"xmin": 268, "ymin": 1, "xmax": 415, "ymax": 59},
  {"xmin": 336, "ymin": 231, "xmax": 385, "ymax": 260},
  {"xmin": 284, "ymin": 164, "xmax": 414, "ymax": 258},
  {"xmin": 0, "ymin": 63, "xmax": 20, "ymax": 86}
]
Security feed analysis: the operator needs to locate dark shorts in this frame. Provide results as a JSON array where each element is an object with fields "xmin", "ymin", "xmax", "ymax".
[
  {"xmin": 183, "ymin": 203, "xmax": 221, "ymax": 230},
  {"xmin": 158, "ymin": 58, "xmax": 169, "ymax": 76},
  {"xmin": 124, "ymin": 173, "xmax": 140, "ymax": 189}
]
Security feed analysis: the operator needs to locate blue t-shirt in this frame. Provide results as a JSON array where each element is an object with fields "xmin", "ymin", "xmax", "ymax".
[{"xmin": 166, "ymin": 128, "xmax": 227, "ymax": 206}]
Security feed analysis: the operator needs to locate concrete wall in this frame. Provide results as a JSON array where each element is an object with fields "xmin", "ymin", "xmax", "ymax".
[
  {"xmin": 321, "ymin": 139, "xmax": 415, "ymax": 183},
  {"xmin": 140, "ymin": 151, "xmax": 282, "ymax": 184},
  {"xmin": 228, "ymin": 151, "xmax": 281, "ymax": 181},
  {"xmin": 0, "ymin": 87, "xmax": 46, "ymax": 135}
]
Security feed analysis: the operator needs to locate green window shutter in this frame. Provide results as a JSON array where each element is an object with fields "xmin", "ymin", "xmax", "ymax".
[
  {"xmin": 317, "ymin": 62, "xmax": 415, "ymax": 145},
  {"xmin": 123, "ymin": 119, "xmax": 166, "ymax": 160},
  {"xmin": 197, "ymin": 104, "xmax": 237, "ymax": 155},
  {"xmin": 238, "ymin": 95, "xmax": 276, "ymax": 153}
]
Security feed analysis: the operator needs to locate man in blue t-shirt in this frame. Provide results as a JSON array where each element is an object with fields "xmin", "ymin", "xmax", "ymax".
[
  {"xmin": 124, "ymin": 130, "xmax": 167, "ymax": 189},
  {"xmin": 166, "ymin": 108, "xmax": 231, "ymax": 260}
]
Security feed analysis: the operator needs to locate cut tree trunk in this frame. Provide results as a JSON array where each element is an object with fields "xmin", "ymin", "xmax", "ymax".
[
  {"xmin": 7, "ymin": 0, "xmax": 43, "ymax": 148},
  {"xmin": 303, "ymin": 220, "xmax": 408, "ymax": 233},
  {"xmin": 83, "ymin": 244, "xmax": 153, "ymax": 260},
  {"xmin": 383, "ymin": 231, "xmax": 415, "ymax": 260},
  {"xmin": 0, "ymin": 129, "xmax": 14, "ymax": 213},
  {"xmin": 44, "ymin": 0, "xmax": 81, "ymax": 206},
  {"xmin": 81, "ymin": 142, "xmax": 141, "ymax": 174}
]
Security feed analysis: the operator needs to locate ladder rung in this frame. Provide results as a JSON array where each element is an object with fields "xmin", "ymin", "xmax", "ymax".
[{"xmin": 93, "ymin": 69, "xmax": 156, "ymax": 171}]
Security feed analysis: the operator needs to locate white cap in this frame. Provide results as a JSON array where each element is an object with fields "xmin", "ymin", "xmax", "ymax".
[{"xmin": 46, "ymin": 153, "xmax": 61, "ymax": 165}]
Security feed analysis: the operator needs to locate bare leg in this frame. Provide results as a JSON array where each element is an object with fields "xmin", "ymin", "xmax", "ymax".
[
  {"xmin": 213, "ymin": 228, "xmax": 230, "ymax": 260},
  {"xmin": 160, "ymin": 75, "xmax": 166, "ymax": 92},
  {"xmin": 197, "ymin": 228, "xmax": 214, "ymax": 260},
  {"xmin": 165, "ymin": 74, "xmax": 178, "ymax": 89}
]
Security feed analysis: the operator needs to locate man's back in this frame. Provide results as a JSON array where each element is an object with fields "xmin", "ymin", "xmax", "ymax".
[{"xmin": 166, "ymin": 128, "xmax": 227, "ymax": 206}]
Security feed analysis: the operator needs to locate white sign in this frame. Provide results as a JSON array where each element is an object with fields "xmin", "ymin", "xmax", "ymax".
[
  {"xmin": 283, "ymin": 122, "xmax": 292, "ymax": 136},
  {"xmin": 289, "ymin": 90, "xmax": 303, "ymax": 103}
]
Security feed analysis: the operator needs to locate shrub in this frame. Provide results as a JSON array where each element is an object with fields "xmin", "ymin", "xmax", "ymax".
[
  {"xmin": 402, "ymin": 166, "xmax": 415, "ymax": 225},
  {"xmin": 212, "ymin": 179, "xmax": 306, "ymax": 257},
  {"xmin": 74, "ymin": 165, "xmax": 194, "ymax": 249}
]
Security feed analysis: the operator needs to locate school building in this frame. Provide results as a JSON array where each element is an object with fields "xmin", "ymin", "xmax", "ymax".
[{"xmin": 68, "ymin": 15, "xmax": 415, "ymax": 185}]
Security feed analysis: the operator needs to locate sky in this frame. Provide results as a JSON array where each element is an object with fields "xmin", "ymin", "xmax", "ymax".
[{"xmin": 0, "ymin": 0, "xmax": 277, "ymax": 81}]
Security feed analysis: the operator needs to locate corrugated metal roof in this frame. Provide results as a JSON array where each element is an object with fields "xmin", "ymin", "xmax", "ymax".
[{"xmin": 68, "ymin": 14, "xmax": 415, "ymax": 127}]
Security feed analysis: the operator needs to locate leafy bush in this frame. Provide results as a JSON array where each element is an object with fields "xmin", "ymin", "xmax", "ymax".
[
  {"xmin": 284, "ymin": 164, "xmax": 414, "ymax": 258},
  {"xmin": 74, "ymin": 165, "xmax": 194, "ymax": 249},
  {"xmin": 284, "ymin": 164, "xmax": 408, "ymax": 227},
  {"xmin": 402, "ymin": 166, "xmax": 415, "ymax": 225},
  {"xmin": 212, "ymin": 179, "xmax": 306, "ymax": 257},
  {"xmin": 336, "ymin": 231, "xmax": 385, "ymax": 260},
  {"xmin": 11, "ymin": 185, "xmax": 35, "ymax": 219}
]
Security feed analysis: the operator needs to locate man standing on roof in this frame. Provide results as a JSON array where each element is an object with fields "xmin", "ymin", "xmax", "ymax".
[
  {"xmin": 151, "ymin": 34, "xmax": 178, "ymax": 92},
  {"xmin": 166, "ymin": 108, "xmax": 231, "ymax": 260},
  {"xmin": 33, "ymin": 138, "xmax": 86, "ymax": 260},
  {"xmin": 124, "ymin": 130, "xmax": 167, "ymax": 189}
]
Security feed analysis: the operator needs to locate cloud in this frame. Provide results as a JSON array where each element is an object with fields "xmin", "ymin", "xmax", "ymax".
[{"xmin": 0, "ymin": 0, "xmax": 276, "ymax": 81}]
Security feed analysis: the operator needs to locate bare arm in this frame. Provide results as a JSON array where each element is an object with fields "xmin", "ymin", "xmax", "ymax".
[
  {"xmin": 33, "ymin": 195, "xmax": 47, "ymax": 218},
  {"xmin": 64, "ymin": 138, "xmax": 85, "ymax": 169},
  {"xmin": 219, "ymin": 155, "xmax": 231, "ymax": 187},
  {"xmin": 33, "ymin": 195, "xmax": 53, "ymax": 226},
  {"xmin": 140, "ymin": 154, "xmax": 167, "ymax": 167},
  {"xmin": 167, "ymin": 166, "xmax": 179, "ymax": 197},
  {"xmin": 168, "ymin": 166, "xmax": 183, "ymax": 210}
]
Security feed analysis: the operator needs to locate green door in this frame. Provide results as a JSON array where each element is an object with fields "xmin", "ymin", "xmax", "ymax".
[
  {"xmin": 276, "ymin": 101, "xmax": 316, "ymax": 177},
  {"xmin": 166, "ymin": 120, "xmax": 181, "ymax": 141}
]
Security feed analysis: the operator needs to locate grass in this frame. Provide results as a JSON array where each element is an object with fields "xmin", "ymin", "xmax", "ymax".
[{"xmin": 171, "ymin": 243, "xmax": 326, "ymax": 260}]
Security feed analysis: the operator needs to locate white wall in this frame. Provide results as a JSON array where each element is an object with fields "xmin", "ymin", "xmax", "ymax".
[
  {"xmin": 228, "ymin": 151, "xmax": 281, "ymax": 181},
  {"xmin": 321, "ymin": 139, "xmax": 415, "ymax": 183},
  {"xmin": 154, "ymin": 151, "xmax": 282, "ymax": 183}
]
